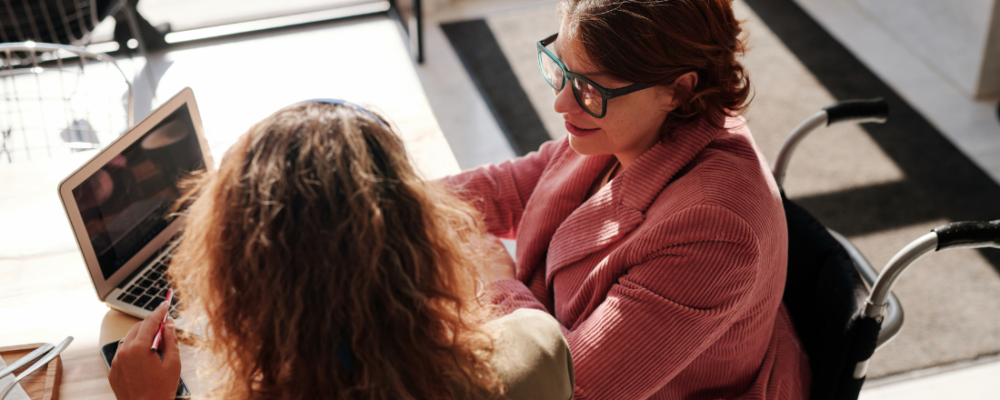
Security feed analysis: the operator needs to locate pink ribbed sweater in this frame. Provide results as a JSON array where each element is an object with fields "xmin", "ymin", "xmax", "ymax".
[{"xmin": 446, "ymin": 116, "xmax": 810, "ymax": 399}]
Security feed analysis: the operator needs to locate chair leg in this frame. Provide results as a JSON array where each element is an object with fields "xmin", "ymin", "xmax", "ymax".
[
  {"xmin": 118, "ymin": 2, "xmax": 161, "ymax": 95},
  {"xmin": 1, "ymin": 128, "xmax": 11, "ymax": 163},
  {"xmin": 414, "ymin": 0, "xmax": 423, "ymax": 64},
  {"xmin": 113, "ymin": 1, "xmax": 168, "ymax": 52}
]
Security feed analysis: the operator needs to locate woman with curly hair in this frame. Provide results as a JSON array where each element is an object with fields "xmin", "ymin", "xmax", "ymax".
[
  {"xmin": 446, "ymin": 0, "xmax": 810, "ymax": 398},
  {"xmin": 107, "ymin": 101, "xmax": 574, "ymax": 400}
]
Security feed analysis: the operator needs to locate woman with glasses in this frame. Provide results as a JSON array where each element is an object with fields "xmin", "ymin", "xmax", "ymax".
[{"xmin": 447, "ymin": 0, "xmax": 810, "ymax": 399}]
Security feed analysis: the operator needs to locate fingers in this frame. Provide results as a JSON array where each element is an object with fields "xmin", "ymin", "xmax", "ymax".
[
  {"xmin": 111, "ymin": 338, "xmax": 125, "ymax": 365},
  {"xmin": 161, "ymin": 317, "xmax": 183, "ymax": 374},
  {"xmin": 137, "ymin": 300, "xmax": 171, "ymax": 342}
]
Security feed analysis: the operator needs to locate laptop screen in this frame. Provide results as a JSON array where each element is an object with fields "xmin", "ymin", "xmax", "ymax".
[{"xmin": 71, "ymin": 104, "xmax": 205, "ymax": 280}]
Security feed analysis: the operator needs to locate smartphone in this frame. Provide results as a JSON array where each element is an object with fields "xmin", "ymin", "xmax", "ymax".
[{"xmin": 100, "ymin": 341, "xmax": 190, "ymax": 398}]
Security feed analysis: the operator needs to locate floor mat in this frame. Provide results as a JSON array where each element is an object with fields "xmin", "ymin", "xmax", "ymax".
[{"xmin": 440, "ymin": 19, "xmax": 550, "ymax": 155}]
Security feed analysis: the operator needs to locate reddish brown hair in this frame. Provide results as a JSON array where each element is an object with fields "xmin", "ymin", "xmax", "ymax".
[
  {"xmin": 559, "ymin": 0, "xmax": 751, "ymax": 133},
  {"xmin": 169, "ymin": 103, "xmax": 501, "ymax": 399}
]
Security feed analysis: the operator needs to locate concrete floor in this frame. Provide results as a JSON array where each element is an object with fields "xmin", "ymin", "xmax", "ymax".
[{"xmin": 796, "ymin": 0, "xmax": 1000, "ymax": 185}]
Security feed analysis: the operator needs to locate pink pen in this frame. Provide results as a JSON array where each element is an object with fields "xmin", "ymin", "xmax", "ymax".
[{"xmin": 151, "ymin": 289, "xmax": 173, "ymax": 351}]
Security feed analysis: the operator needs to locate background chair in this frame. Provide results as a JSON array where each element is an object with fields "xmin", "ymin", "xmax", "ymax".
[
  {"xmin": 0, "ymin": 0, "xmax": 150, "ymax": 162},
  {"xmin": 1, "ymin": 0, "xmax": 163, "ymax": 83},
  {"xmin": 0, "ymin": 0, "xmax": 165, "ymax": 51},
  {"xmin": 0, "ymin": 42, "xmax": 132, "ymax": 162},
  {"xmin": 1, "ymin": 0, "xmax": 118, "ymax": 53}
]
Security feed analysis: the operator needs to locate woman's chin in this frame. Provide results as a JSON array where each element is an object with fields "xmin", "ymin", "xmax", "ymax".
[{"xmin": 567, "ymin": 135, "xmax": 604, "ymax": 156}]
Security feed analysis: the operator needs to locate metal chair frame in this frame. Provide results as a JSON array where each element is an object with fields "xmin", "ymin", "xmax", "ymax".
[{"xmin": 0, "ymin": 42, "xmax": 133, "ymax": 161}]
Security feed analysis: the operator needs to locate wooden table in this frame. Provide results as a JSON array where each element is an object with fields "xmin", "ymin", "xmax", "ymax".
[{"xmin": 0, "ymin": 15, "xmax": 460, "ymax": 398}]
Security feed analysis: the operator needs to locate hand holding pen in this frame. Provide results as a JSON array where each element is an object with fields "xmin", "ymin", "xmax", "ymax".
[
  {"xmin": 151, "ymin": 290, "xmax": 174, "ymax": 351},
  {"xmin": 108, "ymin": 297, "xmax": 182, "ymax": 400}
]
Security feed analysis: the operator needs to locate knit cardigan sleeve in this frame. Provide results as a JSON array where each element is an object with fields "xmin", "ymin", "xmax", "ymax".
[
  {"xmin": 442, "ymin": 140, "xmax": 563, "ymax": 239},
  {"xmin": 493, "ymin": 205, "xmax": 762, "ymax": 399}
]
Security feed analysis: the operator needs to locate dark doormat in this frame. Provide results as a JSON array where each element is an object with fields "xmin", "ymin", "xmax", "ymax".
[{"xmin": 441, "ymin": 19, "xmax": 550, "ymax": 156}]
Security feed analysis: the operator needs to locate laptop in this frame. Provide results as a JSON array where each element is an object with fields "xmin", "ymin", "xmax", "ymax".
[{"xmin": 58, "ymin": 87, "xmax": 213, "ymax": 319}]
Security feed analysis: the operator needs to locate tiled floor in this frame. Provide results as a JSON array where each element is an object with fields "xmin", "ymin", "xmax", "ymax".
[
  {"xmin": 860, "ymin": 355, "xmax": 1000, "ymax": 399},
  {"xmin": 795, "ymin": 0, "xmax": 1000, "ymax": 185}
]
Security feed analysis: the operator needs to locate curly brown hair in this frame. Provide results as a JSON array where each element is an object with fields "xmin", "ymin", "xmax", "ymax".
[
  {"xmin": 168, "ymin": 102, "xmax": 501, "ymax": 400},
  {"xmin": 559, "ymin": 0, "xmax": 752, "ymax": 133}
]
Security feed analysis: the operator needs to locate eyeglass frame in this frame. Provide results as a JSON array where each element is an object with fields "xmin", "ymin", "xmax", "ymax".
[{"xmin": 536, "ymin": 33, "xmax": 652, "ymax": 118}]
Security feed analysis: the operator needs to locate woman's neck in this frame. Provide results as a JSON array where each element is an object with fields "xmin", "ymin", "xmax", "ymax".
[
  {"xmin": 615, "ymin": 131, "xmax": 663, "ymax": 171},
  {"xmin": 586, "ymin": 158, "xmax": 621, "ymax": 199}
]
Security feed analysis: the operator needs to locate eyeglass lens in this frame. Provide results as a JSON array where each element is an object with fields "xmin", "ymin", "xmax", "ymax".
[
  {"xmin": 540, "ymin": 49, "xmax": 604, "ymax": 116},
  {"xmin": 572, "ymin": 78, "xmax": 603, "ymax": 116},
  {"xmin": 540, "ymin": 52, "xmax": 565, "ymax": 90}
]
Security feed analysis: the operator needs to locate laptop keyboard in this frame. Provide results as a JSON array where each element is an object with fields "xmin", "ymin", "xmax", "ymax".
[{"xmin": 115, "ymin": 262, "xmax": 179, "ymax": 314}]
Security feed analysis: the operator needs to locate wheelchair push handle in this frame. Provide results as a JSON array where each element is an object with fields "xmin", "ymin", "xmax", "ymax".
[
  {"xmin": 772, "ymin": 98, "xmax": 889, "ymax": 188},
  {"xmin": 854, "ymin": 219, "xmax": 1000, "ymax": 379},
  {"xmin": 823, "ymin": 98, "xmax": 888, "ymax": 126},
  {"xmin": 933, "ymin": 220, "xmax": 1000, "ymax": 251},
  {"xmin": 866, "ymin": 219, "xmax": 1000, "ymax": 317}
]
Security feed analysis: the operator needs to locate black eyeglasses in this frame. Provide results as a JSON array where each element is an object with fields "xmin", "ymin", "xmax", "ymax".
[{"xmin": 536, "ymin": 33, "xmax": 651, "ymax": 118}]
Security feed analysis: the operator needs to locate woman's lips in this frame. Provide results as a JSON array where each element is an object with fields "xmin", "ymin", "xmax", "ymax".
[{"xmin": 565, "ymin": 121, "xmax": 600, "ymax": 137}]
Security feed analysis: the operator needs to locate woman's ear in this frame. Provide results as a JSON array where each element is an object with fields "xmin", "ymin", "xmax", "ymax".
[{"xmin": 663, "ymin": 71, "xmax": 699, "ymax": 112}]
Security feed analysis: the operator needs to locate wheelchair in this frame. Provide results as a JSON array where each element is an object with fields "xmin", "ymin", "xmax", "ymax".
[{"xmin": 773, "ymin": 98, "xmax": 1000, "ymax": 400}]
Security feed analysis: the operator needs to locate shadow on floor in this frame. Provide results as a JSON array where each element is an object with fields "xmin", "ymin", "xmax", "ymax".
[{"xmin": 744, "ymin": 0, "xmax": 1000, "ymax": 272}]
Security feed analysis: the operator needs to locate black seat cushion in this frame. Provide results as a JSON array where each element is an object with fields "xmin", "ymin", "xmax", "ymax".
[{"xmin": 782, "ymin": 195, "xmax": 869, "ymax": 400}]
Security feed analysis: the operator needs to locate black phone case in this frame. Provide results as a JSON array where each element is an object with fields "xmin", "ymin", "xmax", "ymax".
[{"xmin": 100, "ymin": 341, "xmax": 190, "ymax": 398}]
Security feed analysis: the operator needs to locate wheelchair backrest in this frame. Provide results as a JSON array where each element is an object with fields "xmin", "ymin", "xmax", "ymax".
[{"xmin": 782, "ymin": 195, "xmax": 871, "ymax": 400}]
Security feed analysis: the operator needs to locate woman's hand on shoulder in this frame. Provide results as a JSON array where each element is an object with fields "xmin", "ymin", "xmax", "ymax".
[{"xmin": 109, "ymin": 301, "xmax": 182, "ymax": 400}]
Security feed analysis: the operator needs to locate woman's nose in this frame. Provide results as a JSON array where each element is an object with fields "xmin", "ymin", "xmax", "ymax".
[{"xmin": 553, "ymin": 84, "xmax": 583, "ymax": 115}]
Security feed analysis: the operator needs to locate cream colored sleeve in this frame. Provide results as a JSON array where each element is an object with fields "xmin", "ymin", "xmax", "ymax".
[{"xmin": 488, "ymin": 308, "xmax": 575, "ymax": 400}]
